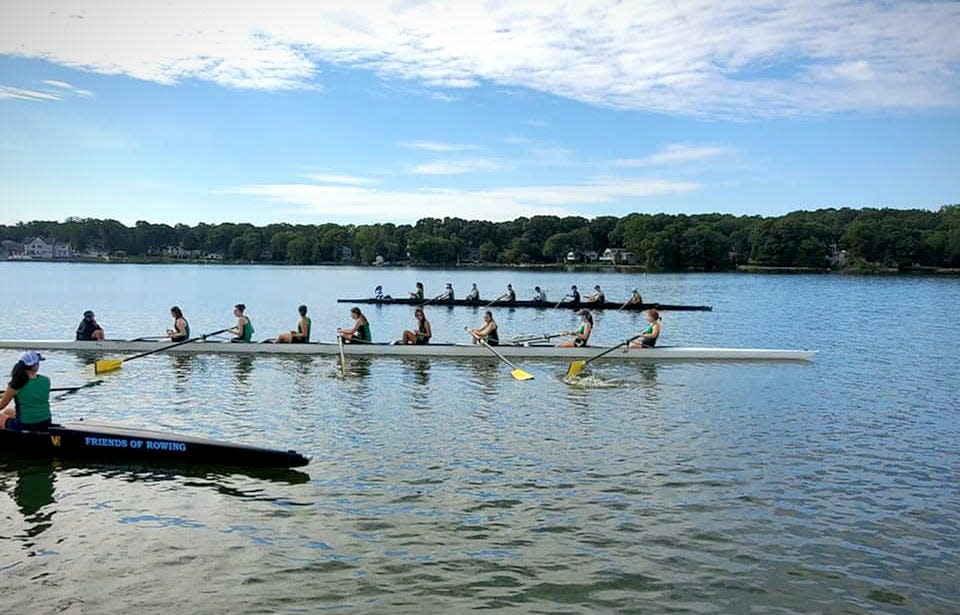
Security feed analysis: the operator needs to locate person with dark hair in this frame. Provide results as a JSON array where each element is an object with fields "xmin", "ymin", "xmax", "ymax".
[
  {"xmin": 409, "ymin": 282, "xmax": 425, "ymax": 301},
  {"xmin": 569, "ymin": 285, "xmax": 581, "ymax": 304},
  {"xmin": 277, "ymin": 305, "xmax": 311, "ymax": 344},
  {"xmin": 229, "ymin": 304, "xmax": 254, "ymax": 343},
  {"xmin": 505, "ymin": 284, "xmax": 516, "ymax": 301},
  {"xmin": 167, "ymin": 306, "xmax": 190, "ymax": 342},
  {"xmin": 468, "ymin": 311, "xmax": 499, "ymax": 345},
  {"xmin": 440, "ymin": 283, "xmax": 455, "ymax": 301},
  {"xmin": 631, "ymin": 309, "xmax": 662, "ymax": 348},
  {"xmin": 401, "ymin": 308, "xmax": 431, "ymax": 345},
  {"xmin": 585, "ymin": 285, "xmax": 605, "ymax": 303},
  {"xmin": 76, "ymin": 310, "xmax": 104, "ymax": 341},
  {"xmin": 557, "ymin": 309, "xmax": 593, "ymax": 348},
  {"xmin": 338, "ymin": 307, "xmax": 371, "ymax": 343},
  {"xmin": 533, "ymin": 286, "xmax": 547, "ymax": 302},
  {"xmin": 466, "ymin": 283, "xmax": 480, "ymax": 302},
  {"xmin": 0, "ymin": 351, "xmax": 52, "ymax": 431}
]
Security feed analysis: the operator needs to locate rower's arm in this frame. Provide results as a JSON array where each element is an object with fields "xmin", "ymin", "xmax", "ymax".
[{"xmin": 0, "ymin": 385, "xmax": 17, "ymax": 410}]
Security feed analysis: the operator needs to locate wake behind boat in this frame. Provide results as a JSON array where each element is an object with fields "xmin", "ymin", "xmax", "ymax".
[
  {"xmin": 0, "ymin": 339, "xmax": 817, "ymax": 361},
  {"xmin": 0, "ymin": 420, "xmax": 309, "ymax": 468},
  {"xmin": 337, "ymin": 297, "xmax": 713, "ymax": 311}
]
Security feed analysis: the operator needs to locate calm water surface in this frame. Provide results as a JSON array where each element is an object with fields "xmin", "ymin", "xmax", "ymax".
[{"xmin": 0, "ymin": 262, "xmax": 958, "ymax": 614}]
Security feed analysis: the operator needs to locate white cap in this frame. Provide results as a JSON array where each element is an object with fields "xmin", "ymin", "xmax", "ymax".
[{"xmin": 19, "ymin": 351, "xmax": 45, "ymax": 366}]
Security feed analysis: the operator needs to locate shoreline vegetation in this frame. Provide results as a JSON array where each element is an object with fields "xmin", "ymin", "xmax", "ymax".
[{"xmin": 2, "ymin": 205, "xmax": 959, "ymax": 274}]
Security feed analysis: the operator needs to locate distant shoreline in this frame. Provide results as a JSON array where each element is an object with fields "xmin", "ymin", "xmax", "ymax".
[{"xmin": 3, "ymin": 257, "xmax": 959, "ymax": 276}]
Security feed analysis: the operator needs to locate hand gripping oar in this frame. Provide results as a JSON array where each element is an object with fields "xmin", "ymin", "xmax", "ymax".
[
  {"xmin": 483, "ymin": 293, "xmax": 508, "ymax": 309},
  {"xmin": 565, "ymin": 333, "xmax": 645, "ymax": 379},
  {"xmin": 94, "ymin": 328, "xmax": 230, "ymax": 374},
  {"xmin": 466, "ymin": 327, "xmax": 534, "ymax": 381}
]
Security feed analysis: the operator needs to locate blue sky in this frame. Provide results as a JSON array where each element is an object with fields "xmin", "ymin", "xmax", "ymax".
[{"xmin": 1, "ymin": 0, "xmax": 958, "ymax": 225}]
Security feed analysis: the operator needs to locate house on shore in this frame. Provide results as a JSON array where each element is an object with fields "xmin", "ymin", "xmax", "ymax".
[
  {"xmin": 598, "ymin": 248, "xmax": 637, "ymax": 265},
  {"xmin": 22, "ymin": 237, "xmax": 72, "ymax": 258},
  {"xmin": 1, "ymin": 240, "xmax": 24, "ymax": 258}
]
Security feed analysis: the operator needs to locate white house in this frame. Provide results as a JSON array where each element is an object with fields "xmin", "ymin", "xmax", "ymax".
[
  {"xmin": 599, "ymin": 248, "xmax": 637, "ymax": 265},
  {"xmin": 23, "ymin": 237, "xmax": 72, "ymax": 258}
]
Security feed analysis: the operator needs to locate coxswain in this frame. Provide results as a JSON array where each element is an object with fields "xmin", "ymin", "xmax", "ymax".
[
  {"xmin": 468, "ymin": 310, "xmax": 499, "ymax": 345},
  {"xmin": 628, "ymin": 288, "xmax": 643, "ymax": 305},
  {"xmin": 409, "ymin": 282, "xmax": 425, "ymax": 301},
  {"xmin": 167, "ymin": 306, "xmax": 190, "ymax": 342},
  {"xmin": 229, "ymin": 304, "xmax": 254, "ymax": 343},
  {"xmin": 440, "ymin": 283, "xmax": 455, "ymax": 301},
  {"xmin": 533, "ymin": 286, "xmax": 547, "ymax": 302},
  {"xmin": 277, "ymin": 304, "xmax": 311, "ymax": 343},
  {"xmin": 585, "ymin": 285, "xmax": 605, "ymax": 303},
  {"xmin": 0, "ymin": 351, "xmax": 52, "ymax": 431},
  {"xmin": 505, "ymin": 284, "xmax": 516, "ymax": 301},
  {"xmin": 556, "ymin": 309, "xmax": 593, "ymax": 348},
  {"xmin": 76, "ymin": 310, "xmax": 104, "ymax": 341},
  {"xmin": 630, "ymin": 309, "xmax": 661, "ymax": 348},
  {"xmin": 466, "ymin": 283, "xmax": 480, "ymax": 302},
  {"xmin": 338, "ymin": 307, "xmax": 372, "ymax": 343},
  {"xmin": 401, "ymin": 308, "xmax": 432, "ymax": 345}
]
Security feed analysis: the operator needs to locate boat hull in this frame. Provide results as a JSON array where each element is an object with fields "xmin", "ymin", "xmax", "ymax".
[
  {"xmin": 0, "ymin": 340, "xmax": 817, "ymax": 361},
  {"xmin": 0, "ymin": 421, "xmax": 309, "ymax": 468},
  {"xmin": 338, "ymin": 298, "xmax": 712, "ymax": 311}
]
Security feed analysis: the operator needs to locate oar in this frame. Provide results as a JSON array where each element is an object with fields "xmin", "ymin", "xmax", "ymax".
[
  {"xmin": 418, "ymin": 292, "xmax": 447, "ymax": 308},
  {"xmin": 337, "ymin": 335, "xmax": 347, "ymax": 373},
  {"xmin": 483, "ymin": 293, "xmax": 508, "ymax": 309},
  {"xmin": 93, "ymin": 328, "xmax": 230, "ymax": 374},
  {"xmin": 128, "ymin": 335, "xmax": 168, "ymax": 341},
  {"xmin": 553, "ymin": 294, "xmax": 570, "ymax": 309},
  {"xmin": 616, "ymin": 299, "xmax": 631, "ymax": 311},
  {"xmin": 51, "ymin": 380, "xmax": 104, "ymax": 393},
  {"xmin": 565, "ymin": 333, "xmax": 645, "ymax": 379},
  {"xmin": 465, "ymin": 327, "xmax": 534, "ymax": 381},
  {"xmin": 507, "ymin": 331, "xmax": 567, "ymax": 345}
]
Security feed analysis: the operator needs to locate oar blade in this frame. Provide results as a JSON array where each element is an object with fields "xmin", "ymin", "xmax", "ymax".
[
  {"xmin": 510, "ymin": 368, "xmax": 535, "ymax": 381},
  {"xmin": 94, "ymin": 358, "xmax": 123, "ymax": 374},
  {"xmin": 565, "ymin": 360, "xmax": 586, "ymax": 379}
]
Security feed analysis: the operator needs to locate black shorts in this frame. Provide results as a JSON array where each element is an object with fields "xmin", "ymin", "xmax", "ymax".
[
  {"xmin": 641, "ymin": 338, "xmax": 657, "ymax": 348},
  {"xmin": 415, "ymin": 337, "xmax": 429, "ymax": 345},
  {"xmin": 291, "ymin": 336, "xmax": 308, "ymax": 344},
  {"xmin": 573, "ymin": 338, "xmax": 587, "ymax": 348},
  {"xmin": 171, "ymin": 335, "xmax": 188, "ymax": 342},
  {"xmin": 5, "ymin": 418, "xmax": 52, "ymax": 431}
]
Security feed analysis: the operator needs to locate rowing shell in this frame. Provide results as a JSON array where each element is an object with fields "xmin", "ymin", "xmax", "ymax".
[
  {"xmin": 0, "ymin": 421, "xmax": 309, "ymax": 468},
  {"xmin": 338, "ymin": 298, "xmax": 712, "ymax": 311},
  {"xmin": 0, "ymin": 339, "xmax": 817, "ymax": 361}
]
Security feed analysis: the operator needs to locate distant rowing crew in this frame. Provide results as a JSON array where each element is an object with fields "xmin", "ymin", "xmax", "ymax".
[{"xmin": 391, "ymin": 282, "xmax": 640, "ymax": 305}]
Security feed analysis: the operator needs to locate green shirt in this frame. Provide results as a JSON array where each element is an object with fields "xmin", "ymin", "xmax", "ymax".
[
  {"xmin": 16, "ymin": 374, "xmax": 51, "ymax": 424},
  {"xmin": 356, "ymin": 322, "xmax": 372, "ymax": 342},
  {"xmin": 240, "ymin": 317, "xmax": 254, "ymax": 342},
  {"xmin": 297, "ymin": 316, "xmax": 311, "ymax": 341}
]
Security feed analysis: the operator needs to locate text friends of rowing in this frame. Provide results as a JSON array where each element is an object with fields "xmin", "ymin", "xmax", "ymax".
[{"xmin": 82, "ymin": 436, "xmax": 187, "ymax": 452}]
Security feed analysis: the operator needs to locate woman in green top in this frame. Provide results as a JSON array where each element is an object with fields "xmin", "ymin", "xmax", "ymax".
[
  {"xmin": 338, "ymin": 307, "xmax": 372, "ymax": 343},
  {"xmin": 230, "ymin": 304, "xmax": 254, "ymax": 343},
  {"xmin": 557, "ymin": 310, "xmax": 593, "ymax": 348},
  {"xmin": 468, "ymin": 310, "xmax": 499, "ymax": 345},
  {"xmin": 630, "ymin": 309, "xmax": 661, "ymax": 348},
  {"xmin": 402, "ymin": 308, "xmax": 432, "ymax": 345},
  {"xmin": 277, "ymin": 305, "xmax": 311, "ymax": 344},
  {"xmin": 409, "ymin": 282, "xmax": 424, "ymax": 300},
  {"xmin": 167, "ymin": 306, "xmax": 190, "ymax": 342},
  {"xmin": 0, "ymin": 351, "xmax": 52, "ymax": 431}
]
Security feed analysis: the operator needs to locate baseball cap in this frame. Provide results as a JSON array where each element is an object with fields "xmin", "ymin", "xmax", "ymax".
[
  {"xmin": 19, "ymin": 351, "xmax": 45, "ymax": 366},
  {"xmin": 83, "ymin": 310, "xmax": 95, "ymax": 318}
]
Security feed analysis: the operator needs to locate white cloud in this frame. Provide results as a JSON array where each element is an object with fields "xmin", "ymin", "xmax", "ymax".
[
  {"xmin": 399, "ymin": 140, "xmax": 479, "ymax": 152},
  {"xmin": 305, "ymin": 173, "xmax": 380, "ymax": 186},
  {"xmin": 408, "ymin": 158, "xmax": 502, "ymax": 175},
  {"xmin": 41, "ymin": 80, "xmax": 75, "ymax": 89},
  {"xmin": 224, "ymin": 176, "xmax": 699, "ymax": 221},
  {"xmin": 0, "ymin": 1, "xmax": 957, "ymax": 117},
  {"xmin": 0, "ymin": 86, "xmax": 60, "ymax": 101},
  {"xmin": 613, "ymin": 144, "xmax": 735, "ymax": 167}
]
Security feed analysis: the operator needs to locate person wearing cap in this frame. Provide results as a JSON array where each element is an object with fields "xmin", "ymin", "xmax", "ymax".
[
  {"xmin": 466, "ymin": 283, "xmax": 480, "ymax": 302},
  {"xmin": 557, "ymin": 310, "xmax": 593, "ymax": 348},
  {"xmin": 585, "ymin": 285, "xmax": 606, "ymax": 303},
  {"xmin": 0, "ymin": 351, "xmax": 52, "ymax": 431},
  {"xmin": 505, "ymin": 284, "xmax": 516, "ymax": 302},
  {"xmin": 628, "ymin": 288, "xmax": 644, "ymax": 305},
  {"xmin": 569, "ymin": 285, "xmax": 581, "ymax": 304},
  {"xmin": 76, "ymin": 310, "xmax": 104, "ymax": 341},
  {"xmin": 374, "ymin": 285, "xmax": 385, "ymax": 300},
  {"xmin": 440, "ymin": 283, "xmax": 455, "ymax": 301},
  {"xmin": 532, "ymin": 286, "xmax": 547, "ymax": 302},
  {"xmin": 229, "ymin": 304, "xmax": 254, "ymax": 343}
]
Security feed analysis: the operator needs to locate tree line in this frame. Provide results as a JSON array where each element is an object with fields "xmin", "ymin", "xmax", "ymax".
[{"xmin": 3, "ymin": 205, "xmax": 959, "ymax": 271}]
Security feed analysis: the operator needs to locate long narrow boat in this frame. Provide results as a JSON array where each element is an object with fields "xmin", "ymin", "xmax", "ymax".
[
  {"xmin": 0, "ymin": 339, "xmax": 817, "ymax": 361},
  {"xmin": 0, "ymin": 421, "xmax": 309, "ymax": 468},
  {"xmin": 337, "ymin": 297, "xmax": 712, "ymax": 311}
]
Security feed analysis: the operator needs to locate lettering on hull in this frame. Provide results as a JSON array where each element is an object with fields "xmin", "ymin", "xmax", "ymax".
[{"xmin": 84, "ymin": 436, "xmax": 188, "ymax": 453}]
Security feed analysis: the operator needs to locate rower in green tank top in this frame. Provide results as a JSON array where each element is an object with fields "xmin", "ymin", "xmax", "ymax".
[
  {"xmin": 0, "ymin": 351, "xmax": 53, "ymax": 431},
  {"xmin": 167, "ymin": 305, "xmax": 190, "ymax": 342},
  {"xmin": 557, "ymin": 310, "xmax": 593, "ymax": 348},
  {"xmin": 338, "ymin": 307, "xmax": 372, "ymax": 343},
  {"xmin": 230, "ymin": 303, "xmax": 254, "ymax": 343},
  {"xmin": 277, "ymin": 305, "xmax": 311, "ymax": 344},
  {"xmin": 630, "ymin": 309, "xmax": 662, "ymax": 348}
]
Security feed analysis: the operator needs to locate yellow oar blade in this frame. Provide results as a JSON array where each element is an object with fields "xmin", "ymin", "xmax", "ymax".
[
  {"xmin": 565, "ymin": 360, "xmax": 586, "ymax": 379},
  {"xmin": 510, "ymin": 368, "xmax": 535, "ymax": 381},
  {"xmin": 94, "ymin": 358, "xmax": 123, "ymax": 374}
]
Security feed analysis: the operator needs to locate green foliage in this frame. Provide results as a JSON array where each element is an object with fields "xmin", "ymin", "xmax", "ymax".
[{"xmin": 2, "ymin": 205, "xmax": 957, "ymax": 270}]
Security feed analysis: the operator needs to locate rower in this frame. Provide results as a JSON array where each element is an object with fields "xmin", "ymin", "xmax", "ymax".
[
  {"xmin": 229, "ymin": 304, "xmax": 254, "ymax": 343},
  {"xmin": 556, "ymin": 309, "xmax": 593, "ymax": 348},
  {"xmin": 628, "ymin": 288, "xmax": 643, "ymax": 305},
  {"xmin": 468, "ymin": 310, "xmax": 499, "ymax": 346},
  {"xmin": 440, "ymin": 283, "xmax": 455, "ymax": 301},
  {"xmin": 338, "ymin": 307, "xmax": 372, "ymax": 343},
  {"xmin": 533, "ymin": 286, "xmax": 547, "ymax": 302},
  {"xmin": 167, "ymin": 306, "xmax": 190, "ymax": 342},
  {"xmin": 401, "ymin": 308, "xmax": 432, "ymax": 345},
  {"xmin": 277, "ymin": 305, "xmax": 311, "ymax": 344},
  {"xmin": 466, "ymin": 283, "xmax": 480, "ymax": 302},
  {"xmin": 0, "ymin": 351, "xmax": 52, "ymax": 431},
  {"xmin": 76, "ymin": 310, "xmax": 104, "ymax": 341},
  {"xmin": 505, "ymin": 284, "xmax": 516, "ymax": 301},
  {"xmin": 375, "ymin": 285, "xmax": 385, "ymax": 300},
  {"xmin": 569, "ymin": 285, "xmax": 581, "ymax": 304},
  {"xmin": 409, "ymin": 282, "xmax": 425, "ymax": 300},
  {"xmin": 630, "ymin": 309, "xmax": 661, "ymax": 348},
  {"xmin": 585, "ymin": 285, "xmax": 605, "ymax": 303}
]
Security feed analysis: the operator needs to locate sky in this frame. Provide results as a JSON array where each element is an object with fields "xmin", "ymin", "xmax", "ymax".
[{"xmin": 0, "ymin": 0, "xmax": 958, "ymax": 226}]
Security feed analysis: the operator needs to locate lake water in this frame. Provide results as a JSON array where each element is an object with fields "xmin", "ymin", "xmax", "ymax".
[{"xmin": 1, "ymin": 262, "xmax": 958, "ymax": 614}]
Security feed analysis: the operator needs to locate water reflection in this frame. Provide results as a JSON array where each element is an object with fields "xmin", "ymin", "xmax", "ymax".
[{"xmin": 2, "ymin": 462, "xmax": 57, "ymax": 548}]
